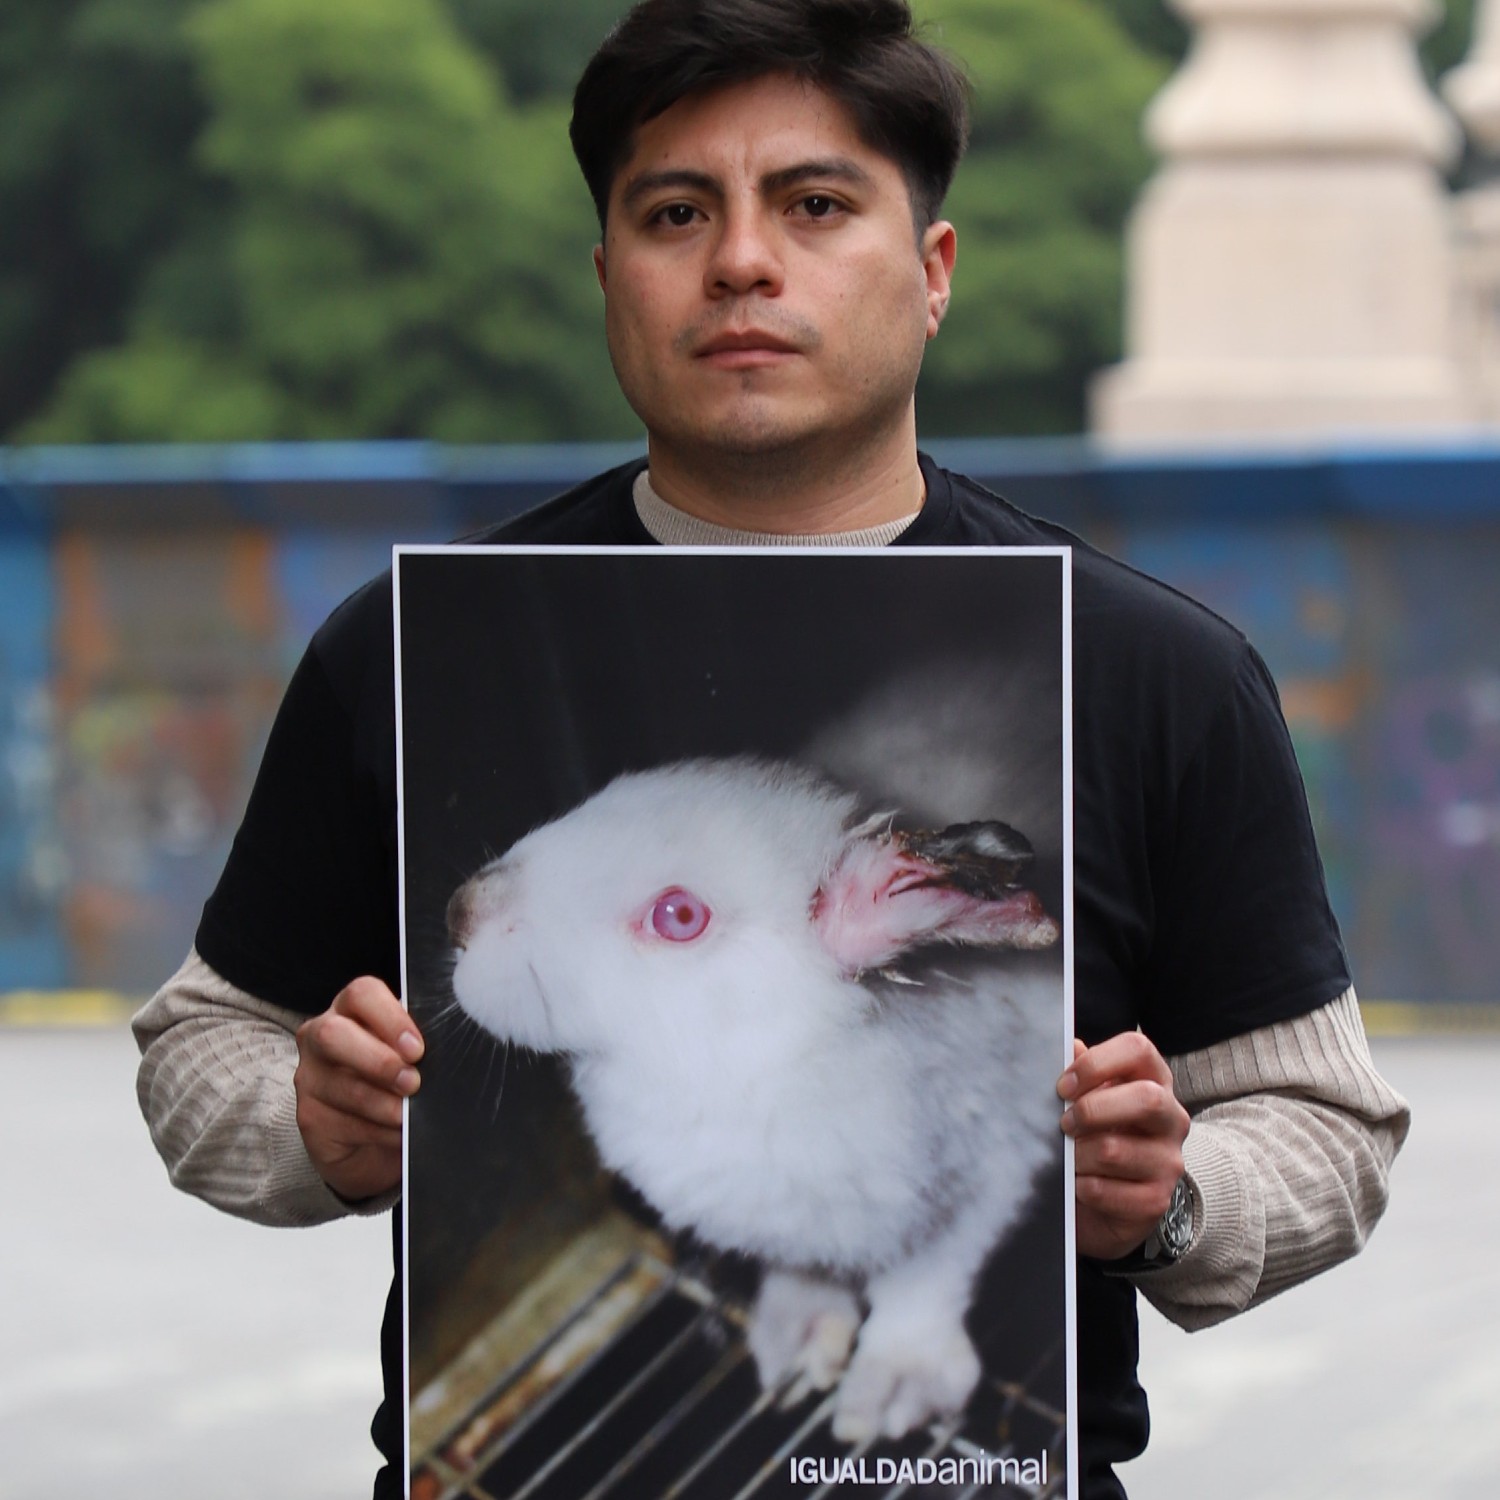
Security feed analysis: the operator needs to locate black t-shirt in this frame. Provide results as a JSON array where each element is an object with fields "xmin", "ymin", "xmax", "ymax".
[{"xmin": 197, "ymin": 456, "xmax": 1350, "ymax": 1499}]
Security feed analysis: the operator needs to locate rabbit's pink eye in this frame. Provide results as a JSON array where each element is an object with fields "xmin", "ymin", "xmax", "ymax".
[{"xmin": 650, "ymin": 887, "xmax": 710, "ymax": 942}]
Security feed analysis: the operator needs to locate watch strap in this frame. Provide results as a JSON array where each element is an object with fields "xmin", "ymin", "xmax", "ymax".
[{"xmin": 1104, "ymin": 1174, "xmax": 1197, "ymax": 1273}]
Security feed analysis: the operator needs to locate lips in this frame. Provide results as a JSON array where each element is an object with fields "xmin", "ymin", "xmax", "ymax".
[{"xmin": 695, "ymin": 329, "xmax": 802, "ymax": 366}]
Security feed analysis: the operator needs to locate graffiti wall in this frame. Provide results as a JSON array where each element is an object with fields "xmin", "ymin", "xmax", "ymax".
[
  {"xmin": 1114, "ymin": 516, "xmax": 1500, "ymax": 1004},
  {"xmin": 0, "ymin": 529, "xmax": 64, "ymax": 986},
  {"xmin": 1, "ymin": 442, "xmax": 1497, "ymax": 1003}
]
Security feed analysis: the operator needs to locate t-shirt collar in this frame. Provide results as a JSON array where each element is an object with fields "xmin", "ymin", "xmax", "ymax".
[{"xmin": 627, "ymin": 456, "xmax": 954, "ymax": 552}]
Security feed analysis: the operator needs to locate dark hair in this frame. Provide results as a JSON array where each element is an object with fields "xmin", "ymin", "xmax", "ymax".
[{"xmin": 570, "ymin": 0, "xmax": 970, "ymax": 232}]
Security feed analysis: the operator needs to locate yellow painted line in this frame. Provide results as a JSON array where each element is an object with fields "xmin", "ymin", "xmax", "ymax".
[
  {"xmin": 1361, "ymin": 1000, "xmax": 1500, "ymax": 1038},
  {"xmin": 2, "ymin": 990, "xmax": 1494, "ymax": 1036},
  {"xmin": 0, "ymin": 990, "xmax": 139, "ymax": 1028}
]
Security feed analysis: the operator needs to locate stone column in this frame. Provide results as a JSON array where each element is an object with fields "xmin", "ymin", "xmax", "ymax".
[
  {"xmin": 1446, "ymin": 0, "xmax": 1500, "ymax": 420},
  {"xmin": 1091, "ymin": 0, "xmax": 1475, "ymax": 446}
]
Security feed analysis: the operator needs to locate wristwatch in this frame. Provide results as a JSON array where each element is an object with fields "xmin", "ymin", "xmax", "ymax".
[{"xmin": 1139, "ymin": 1174, "xmax": 1197, "ymax": 1266}]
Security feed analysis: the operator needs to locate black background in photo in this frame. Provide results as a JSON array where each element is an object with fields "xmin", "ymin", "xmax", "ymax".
[{"xmin": 397, "ymin": 548, "xmax": 1067, "ymax": 1416}]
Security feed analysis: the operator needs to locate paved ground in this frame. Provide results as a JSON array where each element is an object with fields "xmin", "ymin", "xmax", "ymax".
[
  {"xmin": 1120, "ymin": 1034, "xmax": 1500, "ymax": 1499},
  {"xmin": 0, "ymin": 1024, "xmax": 390, "ymax": 1500},
  {"xmin": 2, "ymin": 1025, "xmax": 1496, "ymax": 1499}
]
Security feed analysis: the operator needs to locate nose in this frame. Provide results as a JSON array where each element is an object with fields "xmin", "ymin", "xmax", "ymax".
[
  {"xmin": 446, "ymin": 882, "xmax": 477, "ymax": 948},
  {"xmin": 447, "ymin": 868, "xmax": 509, "ymax": 949},
  {"xmin": 705, "ymin": 209, "xmax": 783, "ymax": 298}
]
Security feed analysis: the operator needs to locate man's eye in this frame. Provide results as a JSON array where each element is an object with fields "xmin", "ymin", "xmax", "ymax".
[
  {"xmin": 655, "ymin": 203, "xmax": 698, "ymax": 227},
  {"xmin": 798, "ymin": 195, "xmax": 841, "ymax": 219}
]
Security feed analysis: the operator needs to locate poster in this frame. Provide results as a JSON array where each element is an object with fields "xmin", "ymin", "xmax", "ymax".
[{"xmin": 396, "ymin": 546, "xmax": 1076, "ymax": 1499}]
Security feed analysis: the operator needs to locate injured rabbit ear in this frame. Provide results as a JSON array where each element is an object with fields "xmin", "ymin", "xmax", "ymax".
[{"xmin": 812, "ymin": 821, "xmax": 1060, "ymax": 976}]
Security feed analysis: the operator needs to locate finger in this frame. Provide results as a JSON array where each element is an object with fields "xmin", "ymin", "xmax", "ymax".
[
  {"xmin": 1061, "ymin": 1079, "xmax": 1188, "ymax": 1140},
  {"xmin": 302, "ymin": 1065, "xmax": 414, "ymax": 1128},
  {"xmin": 296, "ymin": 1094, "xmax": 405, "ymax": 1153},
  {"xmin": 1060, "ymin": 1031, "xmax": 1171, "ymax": 1099},
  {"xmin": 299, "ymin": 1010, "xmax": 418, "ymax": 1092},
  {"xmin": 331, "ymin": 977, "xmax": 425, "ymax": 1063},
  {"xmin": 1071, "ymin": 1133, "xmax": 1184, "ymax": 1185},
  {"xmin": 1057, "ymin": 1037, "xmax": 1088, "ymax": 1098}
]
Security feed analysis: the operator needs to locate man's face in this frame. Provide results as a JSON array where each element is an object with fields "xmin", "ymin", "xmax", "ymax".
[{"xmin": 594, "ymin": 73, "xmax": 955, "ymax": 473}]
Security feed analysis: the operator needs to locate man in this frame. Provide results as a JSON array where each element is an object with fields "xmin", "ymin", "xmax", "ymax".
[{"xmin": 133, "ymin": 3, "xmax": 1409, "ymax": 1497}]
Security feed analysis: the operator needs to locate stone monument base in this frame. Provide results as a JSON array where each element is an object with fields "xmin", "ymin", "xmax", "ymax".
[
  {"xmin": 1092, "ymin": 161, "xmax": 1476, "ymax": 444},
  {"xmin": 1092, "ymin": 356, "xmax": 1477, "ymax": 446}
]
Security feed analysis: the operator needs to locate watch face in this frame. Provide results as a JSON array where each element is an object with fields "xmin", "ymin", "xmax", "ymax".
[{"xmin": 1161, "ymin": 1176, "xmax": 1195, "ymax": 1259}]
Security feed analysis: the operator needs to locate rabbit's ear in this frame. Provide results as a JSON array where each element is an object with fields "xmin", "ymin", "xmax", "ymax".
[{"xmin": 812, "ymin": 822, "xmax": 1058, "ymax": 976}]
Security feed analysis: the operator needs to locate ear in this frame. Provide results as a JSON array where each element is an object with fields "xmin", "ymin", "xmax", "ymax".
[
  {"xmin": 921, "ymin": 221, "xmax": 956, "ymax": 341},
  {"xmin": 812, "ymin": 820, "xmax": 1057, "ymax": 976},
  {"xmin": 593, "ymin": 242, "xmax": 607, "ymax": 294}
]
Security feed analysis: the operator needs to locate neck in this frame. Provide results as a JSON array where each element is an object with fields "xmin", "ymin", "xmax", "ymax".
[{"xmin": 644, "ymin": 409, "xmax": 925, "ymax": 535}]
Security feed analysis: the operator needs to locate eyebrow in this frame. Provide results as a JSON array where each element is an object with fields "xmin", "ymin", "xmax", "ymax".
[
  {"xmin": 619, "ymin": 157, "xmax": 877, "ymax": 211},
  {"xmin": 763, "ymin": 157, "xmax": 877, "ymax": 196},
  {"xmin": 620, "ymin": 169, "xmax": 719, "ymax": 211}
]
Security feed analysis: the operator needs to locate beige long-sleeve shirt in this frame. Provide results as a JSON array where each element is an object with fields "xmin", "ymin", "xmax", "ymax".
[{"xmin": 133, "ymin": 948, "xmax": 1408, "ymax": 1330}]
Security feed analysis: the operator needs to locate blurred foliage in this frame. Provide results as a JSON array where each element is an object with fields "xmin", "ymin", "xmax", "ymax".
[
  {"xmin": 448, "ymin": 0, "xmax": 630, "ymax": 103},
  {"xmin": 1097, "ymin": 0, "xmax": 1190, "ymax": 60},
  {"xmin": 0, "ymin": 1, "xmax": 214, "ymax": 442},
  {"xmin": 916, "ymin": 0, "xmax": 1163, "ymax": 435},
  {"xmin": 3, "ymin": 0, "xmax": 1482, "ymax": 444},
  {"xmin": 1096, "ymin": 0, "xmax": 1476, "ymax": 76},
  {"xmin": 24, "ymin": 0, "xmax": 635, "ymax": 441},
  {"xmin": 1422, "ymin": 0, "xmax": 1479, "ymax": 81}
]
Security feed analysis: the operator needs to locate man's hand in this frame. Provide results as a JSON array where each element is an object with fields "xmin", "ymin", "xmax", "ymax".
[
  {"xmin": 1058, "ymin": 1032, "xmax": 1190, "ymax": 1262},
  {"xmin": 294, "ymin": 977, "xmax": 423, "ymax": 1203}
]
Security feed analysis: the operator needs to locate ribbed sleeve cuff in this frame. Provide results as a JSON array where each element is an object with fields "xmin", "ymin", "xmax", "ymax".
[
  {"xmin": 1118, "ymin": 987, "xmax": 1408, "ymax": 1332},
  {"xmin": 135, "ymin": 948, "xmax": 401, "ymax": 1228},
  {"xmin": 263, "ymin": 1079, "xmax": 400, "ymax": 1224},
  {"xmin": 1122, "ymin": 1123, "xmax": 1266, "ymax": 1328}
]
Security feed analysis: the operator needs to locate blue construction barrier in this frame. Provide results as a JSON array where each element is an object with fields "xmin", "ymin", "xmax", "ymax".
[{"xmin": 2, "ymin": 436, "xmax": 1498, "ymax": 1002}]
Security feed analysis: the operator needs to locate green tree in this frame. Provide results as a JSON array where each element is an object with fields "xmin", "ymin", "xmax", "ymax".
[
  {"xmin": 12, "ymin": 0, "xmax": 1479, "ymax": 445},
  {"xmin": 27, "ymin": 0, "xmax": 637, "ymax": 441},
  {"xmin": 1094, "ymin": 0, "xmax": 1475, "ymax": 77},
  {"xmin": 1095, "ymin": 0, "xmax": 1189, "ymax": 61},
  {"xmin": 915, "ymin": 0, "xmax": 1165, "ymax": 434},
  {"xmin": 0, "ymin": 0, "xmax": 215, "ymax": 438},
  {"xmin": 1422, "ymin": 0, "xmax": 1479, "ymax": 82},
  {"xmin": 448, "ymin": 0, "xmax": 629, "ymax": 104}
]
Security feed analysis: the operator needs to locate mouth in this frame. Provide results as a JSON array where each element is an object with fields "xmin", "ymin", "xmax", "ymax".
[{"xmin": 695, "ymin": 330, "xmax": 803, "ymax": 369}]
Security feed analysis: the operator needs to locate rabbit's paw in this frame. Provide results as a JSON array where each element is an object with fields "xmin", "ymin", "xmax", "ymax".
[
  {"xmin": 830, "ymin": 1320, "xmax": 981, "ymax": 1443},
  {"xmin": 748, "ymin": 1268, "xmax": 862, "ymax": 1407}
]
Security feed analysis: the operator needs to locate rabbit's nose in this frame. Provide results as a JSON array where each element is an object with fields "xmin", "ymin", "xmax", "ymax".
[
  {"xmin": 448, "ymin": 868, "xmax": 514, "ymax": 948},
  {"xmin": 447, "ymin": 883, "xmax": 478, "ymax": 948}
]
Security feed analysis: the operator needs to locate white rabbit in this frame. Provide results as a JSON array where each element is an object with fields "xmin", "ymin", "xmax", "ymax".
[{"xmin": 447, "ymin": 755, "xmax": 1063, "ymax": 1443}]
